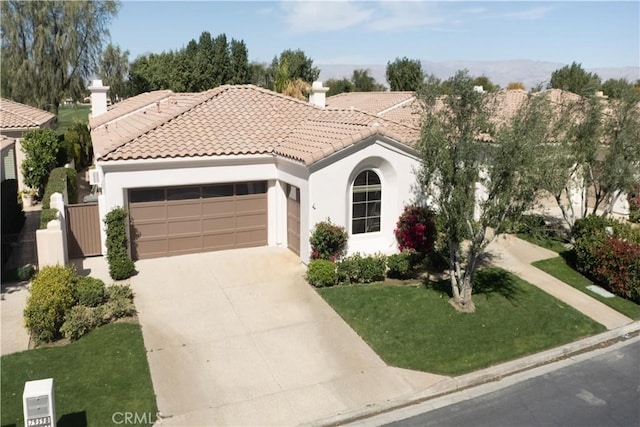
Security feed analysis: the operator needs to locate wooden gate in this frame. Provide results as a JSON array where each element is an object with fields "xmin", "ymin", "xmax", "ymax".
[{"xmin": 66, "ymin": 203, "xmax": 101, "ymax": 258}]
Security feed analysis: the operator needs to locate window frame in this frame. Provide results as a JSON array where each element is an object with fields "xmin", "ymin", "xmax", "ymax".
[{"xmin": 351, "ymin": 170, "xmax": 382, "ymax": 235}]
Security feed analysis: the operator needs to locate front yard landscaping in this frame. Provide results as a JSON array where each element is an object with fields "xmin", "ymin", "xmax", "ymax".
[
  {"xmin": 318, "ymin": 268, "xmax": 605, "ymax": 376},
  {"xmin": 533, "ymin": 257, "xmax": 640, "ymax": 320},
  {"xmin": 1, "ymin": 322, "xmax": 157, "ymax": 427}
]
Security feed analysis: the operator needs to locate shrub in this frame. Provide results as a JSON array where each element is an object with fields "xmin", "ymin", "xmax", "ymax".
[
  {"xmin": 74, "ymin": 276, "xmax": 106, "ymax": 307},
  {"xmin": 105, "ymin": 207, "xmax": 136, "ymax": 280},
  {"xmin": 310, "ymin": 220, "xmax": 348, "ymax": 260},
  {"xmin": 16, "ymin": 264, "xmax": 36, "ymax": 282},
  {"xmin": 394, "ymin": 206, "xmax": 436, "ymax": 256},
  {"xmin": 39, "ymin": 208, "xmax": 59, "ymax": 229},
  {"xmin": 387, "ymin": 252, "xmax": 412, "ymax": 279},
  {"xmin": 592, "ymin": 237, "xmax": 640, "ymax": 303},
  {"xmin": 40, "ymin": 167, "xmax": 77, "ymax": 210},
  {"xmin": 60, "ymin": 305, "xmax": 101, "ymax": 341},
  {"xmin": 306, "ymin": 259, "xmax": 337, "ymax": 287},
  {"xmin": 102, "ymin": 294, "xmax": 136, "ymax": 320},
  {"xmin": 24, "ymin": 265, "xmax": 77, "ymax": 344},
  {"xmin": 106, "ymin": 284, "xmax": 134, "ymax": 300},
  {"xmin": 20, "ymin": 129, "xmax": 61, "ymax": 194},
  {"xmin": 359, "ymin": 253, "xmax": 387, "ymax": 283},
  {"xmin": 510, "ymin": 214, "xmax": 547, "ymax": 235},
  {"xmin": 336, "ymin": 253, "xmax": 361, "ymax": 285},
  {"xmin": 572, "ymin": 215, "xmax": 640, "ymax": 245}
]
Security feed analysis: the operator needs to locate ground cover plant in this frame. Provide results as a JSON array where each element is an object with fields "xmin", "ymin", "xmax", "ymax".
[
  {"xmin": 318, "ymin": 268, "xmax": 605, "ymax": 375},
  {"xmin": 1, "ymin": 323, "xmax": 157, "ymax": 427}
]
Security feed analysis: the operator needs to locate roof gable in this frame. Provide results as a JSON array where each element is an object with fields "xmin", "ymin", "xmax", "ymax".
[{"xmin": 0, "ymin": 98, "xmax": 56, "ymax": 129}]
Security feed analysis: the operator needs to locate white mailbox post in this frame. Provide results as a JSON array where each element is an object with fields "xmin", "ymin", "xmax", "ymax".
[{"xmin": 23, "ymin": 378, "xmax": 56, "ymax": 427}]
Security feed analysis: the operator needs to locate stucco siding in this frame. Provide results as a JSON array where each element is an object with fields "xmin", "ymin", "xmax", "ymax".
[{"xmin": 308, "ymin": 138, "xmax": 420, "ymax": 258}]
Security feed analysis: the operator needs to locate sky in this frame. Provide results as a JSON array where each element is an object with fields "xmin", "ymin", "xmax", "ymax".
[{"xmin": 109, "ymin": 1, "xmax": 639, "ymax": 69}]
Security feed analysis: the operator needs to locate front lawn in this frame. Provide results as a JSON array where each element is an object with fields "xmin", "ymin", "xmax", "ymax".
[
  {"xmin": 515, "ymin": 233, "xmax": 569, "ymax": 254},
  {"xmin": 533, "ymin": 257, "xmax": 640, "ymax": 320},
  {"xmin": 318, "ymin": 268, "xmax": 605, "ymax": 376},
  {"xmin": 1, "ymin": 322, "xmax": 157, "ymax": 427}
]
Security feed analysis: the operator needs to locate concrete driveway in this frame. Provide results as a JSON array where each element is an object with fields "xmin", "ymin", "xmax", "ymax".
[{"xmin": 128, "ymin": 247, "xmax": 446, "ymax": 426}]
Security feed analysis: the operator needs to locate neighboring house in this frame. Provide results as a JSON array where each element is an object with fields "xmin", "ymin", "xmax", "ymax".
[
  {"xmin": 89, "ymin": 81, "xmax": 422, "ymax": 262},
  {"xmin": 0, "ymin": 98, "xmax": 56, "ymax": 191}
]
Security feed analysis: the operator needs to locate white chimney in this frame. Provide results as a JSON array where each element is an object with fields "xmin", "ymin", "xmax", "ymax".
[
  {"xmin": 473, "ymin": 85, "xmax": 485, "ymax": 93},
  {"xmin": 88, "ymin": 79, "xmax": 110, "ymax": 118},
  {"xmin": 309, "ymin": 81, "xmax": 329, "ymax": 108}
]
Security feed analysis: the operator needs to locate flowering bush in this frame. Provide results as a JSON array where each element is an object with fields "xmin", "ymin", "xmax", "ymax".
[
  {"xmin": 394, "ymin": 206, "xmax": 436, "ymax": 256},
  {"xmin": 309, "ymin": 220, "xmax": 348, "ymax": 261},
  {"xmin": 592, "ymin": 237, "xmax": 640, "ymax": 303}
]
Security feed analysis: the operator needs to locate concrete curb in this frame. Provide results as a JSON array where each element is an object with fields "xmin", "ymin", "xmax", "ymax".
[{"xmin": 313, "ymin": 321, "xmax": 640, "ymax": 427}]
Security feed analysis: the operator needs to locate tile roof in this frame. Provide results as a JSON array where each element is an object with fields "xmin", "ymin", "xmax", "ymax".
[
  {"xmin": 0, "ymin": 98, "xmax": 56, "ymax": 129},
  {"xmin": 326, "ymin": 91, "xmax": 423, "ymax": 128},
  {"xmin": 93, "ymin": 85, "xmax": 420, "ymax": 165}
]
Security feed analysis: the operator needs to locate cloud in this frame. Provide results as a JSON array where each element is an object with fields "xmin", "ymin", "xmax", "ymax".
[
  {"xmin": 462, "ymin": 7, "xmax": 487, "ymax": 15},
  {"xmin": 503, "ymin": 6, "xmax": 555, "ymax": 21},
  {"xmin": 368, "ymin": 1, "xmax": 444, "ymax": 32},
  {"xmin": 280, "ymin": 1, "xmax": 374, "ymax": 33}
]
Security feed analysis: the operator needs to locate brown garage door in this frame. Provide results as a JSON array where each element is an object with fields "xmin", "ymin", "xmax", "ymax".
[
  {"xmin": 286, "ymin": 184, "xmax": 300, "ymax": 255},
  {"xmin": 129, "ymin": 182, "xmax": 268, "ymax": 259}
]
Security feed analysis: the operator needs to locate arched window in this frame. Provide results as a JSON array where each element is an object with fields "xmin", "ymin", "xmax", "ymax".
[{"xmin": 352, "ymin": 170, "xmax": 381, "ymax": 234}]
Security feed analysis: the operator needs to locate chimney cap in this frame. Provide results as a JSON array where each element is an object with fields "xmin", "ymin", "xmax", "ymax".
[
  {"xmin": 88, "ymin": 79, "xmax": 109, "ymax": 92},
  {"xmin": 311, "ymin": 81, "xmax": 329, "ymax": 94}
]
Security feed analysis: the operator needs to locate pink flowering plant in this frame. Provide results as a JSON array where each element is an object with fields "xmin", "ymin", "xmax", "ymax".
[
  {"xmin": 394, "ymin": 205, "xmax": 436, "ymax": 257},
  {"xmin": 627, "ymin": 183, "xmax": 640, "ymax": 223}
]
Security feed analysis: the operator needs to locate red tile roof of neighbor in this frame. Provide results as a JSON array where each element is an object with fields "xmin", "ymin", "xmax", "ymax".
[
  {"xmin": 92, "ymin": 85, "xmax": 421, "ymax": 165},
  {"xmin": 0, "ymin": 98, "xmax": 56, "ymax": 129}
]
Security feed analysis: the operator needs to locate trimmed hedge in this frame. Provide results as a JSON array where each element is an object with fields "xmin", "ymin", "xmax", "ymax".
[
  {"xmin": 39, "ymin": 208, "xmax": 59, "ymax": 229},
  {"xmin": 41, "ymin": 167, "xmax": 77, "ymax": 211},
  {"xmin": 310, "ymin": 220, "xmax": 348, "ymax": 261},
  {"xmin": 105, "ymin": 207, "xmax": 136, "ymax": 280},
  {"xmin": 306, "ymin": 259, "xmax": 337, "ymax": 287}
]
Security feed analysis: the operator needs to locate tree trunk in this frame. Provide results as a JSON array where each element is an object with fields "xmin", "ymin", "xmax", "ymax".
[{"xmin": 448, "ymin": 241, "xmax": 476, "ymax": 313}]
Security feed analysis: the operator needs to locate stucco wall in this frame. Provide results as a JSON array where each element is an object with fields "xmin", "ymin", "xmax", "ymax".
[{"xmin": 308, "ymin": 137, "xmax": 420, "ymax": 258}]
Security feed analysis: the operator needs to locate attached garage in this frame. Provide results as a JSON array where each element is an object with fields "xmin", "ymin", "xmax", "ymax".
[{"xmin": 129, "ymin": 181, "xmax": 267, "ymax": 259}]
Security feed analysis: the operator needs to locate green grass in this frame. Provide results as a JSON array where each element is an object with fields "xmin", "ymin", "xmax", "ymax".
[
  {"xmin": 1, "ymin": 322, "xmax": 157, "ymax": 427},
  {"xmin": 516, "ymin": 233, "xmax": 569, "ymax": 254},
  {"xmin": 533, "ymin": 257, "xmax": 640, "ymax": 320},
  {"xmin": 56, "ymin": 104, "xmax": 90, "ymax": 135},
  {"xmin": 318, "ymin": 268, "xmax": 605, "ymax": 376}
]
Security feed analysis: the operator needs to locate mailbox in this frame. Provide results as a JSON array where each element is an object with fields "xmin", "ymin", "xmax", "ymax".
[{"xmin": 23, "ymin": 378, "xmax": 56, "ymax": 427}]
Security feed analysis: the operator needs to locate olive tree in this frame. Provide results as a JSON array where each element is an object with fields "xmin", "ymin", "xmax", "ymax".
[{"xmin": 417, "ymin": 71, "xmax": 550, "ymax": 312}]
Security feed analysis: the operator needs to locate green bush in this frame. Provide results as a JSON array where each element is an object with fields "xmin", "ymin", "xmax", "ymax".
[
  {"xmin": 336, "ymin": 253, "xmax": 362, "ymax": 284},
  {"xmin": 24, "ymin": 265, "xmax": 77, "ymax": 344},
  {"xmin": 41, "ymin": 167, "xmax": 67, "ymax": 209},
  {"xmin": 16, "ymin": 264, "xmax": 36, "ymax": 282},
  {"xmin": 359, "ymin": 253, "xmax": 387, "ymax": 283},
  {"xmin": 60, "ymin": 305, "xmax": 101, "ymax": 341},
  {"xmin": 306, "ymin": 259, "xmax": 337, "ymax": 287},
  {"xmin": 102, "ymin": 294, "xmax": 136, "ymax": 320},
  {"xmin": 20, "ymin": 129, "xmax": 61, "ymax": 194},
  {"xmin": 336, "ymin": 253, "xmax": 387, "ymax": 284},
  {"xmin": 105, "ymin": 207, "xmax": 136, "ymax": 280},
  {"xmin": 572, "ymin": 215, "xmax": 640, "ymax": 245},
  {"xmin": 106, "ymin": 284, "xmax": 134, "ymax": 300},
  {"xmin": 64, "ymin": 167, "xmax": 78, "ymax": 204},
  {"xmin": 39, "ymin": 208, "xmax": 59, "ymax": 229},
  {"xmin": 74, "ymin": 276, "xmax": 106, "ymax": 307},
  {"xmin": 510, "ymin": 214, "xmax": 547, "ymax": 235},
  {"xmin": 387, "ymin": 252, "xmax": 412, "ymax": 279},
  {"xmin": 310, "ymin": 220, "xmax": 349, "ymax": 261}
]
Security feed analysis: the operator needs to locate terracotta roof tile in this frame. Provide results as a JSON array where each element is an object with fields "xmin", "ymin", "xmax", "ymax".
[
  {"xmin": 0, "ymin": 98, "xmax": 56, "ymax": 129},
  {"xmin": 94, "ymin": 85, "xmax": 420, "ymax": 165}
]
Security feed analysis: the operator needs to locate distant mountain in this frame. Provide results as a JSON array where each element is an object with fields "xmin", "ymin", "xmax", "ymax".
[{"xmin": 318, "ymin": 60, "xmax": 640, "ymax": 90}]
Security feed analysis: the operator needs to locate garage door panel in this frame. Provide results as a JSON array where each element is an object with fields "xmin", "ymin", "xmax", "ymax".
[
  {"xmin": 236, "ymin": 197, "xmax": 267, "ymax": 212},
  {"xmin": 134, "ymin": 239, "xmax": 168, "ymax": 259},
  {"xmin": 203, "ymin": 233, "xmax": 236, "ymax": 250},
  {"xmin": 236, "ymin": 229, "xmax": 268, "ymax": 246},
  {"xmin": 168, "ymin": 235, "xmax": 203, "ymax": 252},
  {"xmin": 130, "ymin": 205, "xmax": 166, "ymax": 221},
  {"xmin": 236, "ymin": 212, "xmax": 268, "ymax": 228},
  {"xmin": 203, "ymin": 216, "xmax": 235, "ymax": 231},
  {"xmin": 167, "ymin": 202, "xmax": 201, "ymax": 218},
  {"xmin": 134, "ymin": 222, "xmax": 168, "ymax": 238},
  {"xmin": 202, "ymin": 199, "xmax": 235, "ymax": 215},
  {"xmin": 168, "ymin": 219, "xmax": 202, "ymax": 235}
]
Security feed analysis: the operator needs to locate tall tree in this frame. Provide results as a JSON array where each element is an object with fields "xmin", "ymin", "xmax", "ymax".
[
  {"xmin": 1, "ymin": 0, "xmax": 120, "ymax": 114},
  {"xmin": 212, "ymin": 33, "xmax": 231, "ymax": 86},
  {"xmin": 249, "ymin": 61, "xmax": 272, "ymax": 88},
  {"xmin": 386, "ymin": 57, "xmax": 424, "ymax": 91},
  {"xmin": 270, "ymin": 49, "xmax": 320, "ymax": 87},
  {"xmin": 351, "ymin": 69, "xmax": 385, "ymax": 91},
  {"xmin": 540, "ymin": 87, "xmax": 640, "ymax": 231},
  {"xmin": 229, "ymin": 39, "xmax": 250, "ymax": 84},
  {"xmin": 472, "ymin": 75, "xmax": 499, "ymax": 92},
  {"xmin": 325, "ymin": 78, "xmax": 353, "ymax": 96},
  {"xmin": 99, "ymin": 43, "xmax": 130, "ymax": 103},
  {"xmin": 601, "ymin": 78, "xmax": 633, "ymax": 99},
  {"xmin": 549, "ymin": 61, "xmax": 601, "ymax": 96},
  {"xmin": 418, "ymin": 71, "xmax": 549, "ymax": 312}
]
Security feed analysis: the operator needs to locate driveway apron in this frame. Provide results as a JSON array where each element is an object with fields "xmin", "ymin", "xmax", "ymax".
[{"xmin": 129, "ymin": 247, "xmax": 446, "ymax": 426}]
